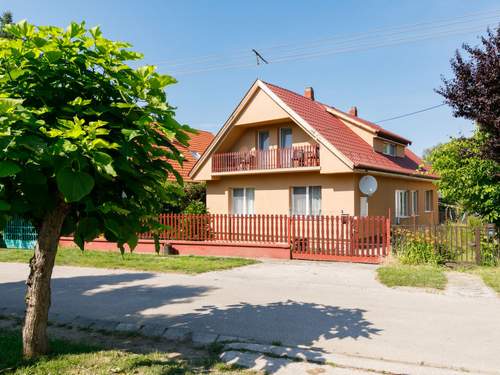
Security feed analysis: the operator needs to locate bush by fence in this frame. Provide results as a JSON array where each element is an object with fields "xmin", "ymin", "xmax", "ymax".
[{"xmin": 392, "ymin": 223, "xmax": 499, "ymax": 266}]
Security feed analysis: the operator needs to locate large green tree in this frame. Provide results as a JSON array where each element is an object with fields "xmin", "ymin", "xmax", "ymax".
[
  {"xmin": 427, "ymin": 131, "xmax": 499, "ymax": 224},
  {"xmin": 0, "ymin": 11, "xmax": 13, "ymax": 39},
  {"xmin": 0, "ymin": 21, "xmax": 191, "ymax": 357},
  {"xmin": 436, "ymin": 26, "xmax": 500, "ymax": 162}
]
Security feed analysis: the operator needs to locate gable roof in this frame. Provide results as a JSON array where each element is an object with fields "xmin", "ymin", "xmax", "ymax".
[
  {"xmin": 170, "ymin": 129, "xmax": 214, "ymax": 182},
  {"xmin": 263, "ymin": 81, "xmax": 435, "ymax": 179},
  {"xmin": 190, "ymin": 80, "xmax": 435, "ymax": 180}
]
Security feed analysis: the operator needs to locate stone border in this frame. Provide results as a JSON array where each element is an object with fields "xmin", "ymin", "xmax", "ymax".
[{"xmin": 0, "ymin": 307, "xmax": 250, "ymax": 349}]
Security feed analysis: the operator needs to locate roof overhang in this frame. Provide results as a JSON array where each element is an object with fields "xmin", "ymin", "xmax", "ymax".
[
  {"xmin": 189, "ymin": 80, "xmax": 354, "ymax": 179},
  {"xmin": 354, "ymin": 165, "xmax": 439, "ymax": 181}
]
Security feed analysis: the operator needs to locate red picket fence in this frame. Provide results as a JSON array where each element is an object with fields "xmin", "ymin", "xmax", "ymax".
[
  {"xmin": 143, "ymin": 213, "xmax": 390, "ymax": 262},
  {"xmin": 290, "ymin": 215, "xmax": 389, "ymax": 262}
]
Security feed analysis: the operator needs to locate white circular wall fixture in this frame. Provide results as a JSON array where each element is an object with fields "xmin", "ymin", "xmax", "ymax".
[{"xmin": 359, "ymin": 175, "xmax": 378, "ymax": 196}]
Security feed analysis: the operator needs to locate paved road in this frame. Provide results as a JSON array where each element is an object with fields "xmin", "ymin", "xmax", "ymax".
[{"xmin": 1, "ymin": 260, "xmax": 499, "ymax": 374}]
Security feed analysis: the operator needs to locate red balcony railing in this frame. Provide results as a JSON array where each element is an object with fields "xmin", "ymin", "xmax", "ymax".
[{"xmin": 212, "ymin": 145, "xmax": 320, "ymax": 173}]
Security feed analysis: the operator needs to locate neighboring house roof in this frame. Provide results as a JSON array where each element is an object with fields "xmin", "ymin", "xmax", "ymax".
[
  {"xmin": 190, "ymin": 80, "xmax": 436, "ymax": 180},
  {"xmin": 170, "ymin": 129, "xmax": 214, "ymax": 182},
  {"xmin": 263, "ymin": 81, "xmax": 434, "ymax": 178}
]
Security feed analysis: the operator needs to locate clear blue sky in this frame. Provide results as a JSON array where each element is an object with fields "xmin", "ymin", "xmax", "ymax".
[{"xmin": 3, "ymin": 0, "xmax": 499, "ymax": 155}]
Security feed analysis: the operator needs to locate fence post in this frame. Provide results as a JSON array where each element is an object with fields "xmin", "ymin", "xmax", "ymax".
[
  {"xmin": 386, "ymin": 209, "xmax": 391, "ymax": 256},
  {"xmin": 474, "ymin": 226, "xmax": 482, "ymax": 265},
  {"xmin": 287, "ymin": 215, "xmax": 292, "ymax": 259}
]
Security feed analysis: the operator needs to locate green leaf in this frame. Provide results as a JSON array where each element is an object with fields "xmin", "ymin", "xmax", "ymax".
[
  {"xmin": 0, "ymin": 161, "xmax": 21, "ymax": 177},
  {"xmin": 56, "ymin": 167, "xmax": 95, "ymax": 202},
  {"xmin": 0, "ymin": 200, "xmax": 11, "ymax": 211},
  {"xmin": 45, "ymin": 50, "xmax": 63, "ymax": 63}
]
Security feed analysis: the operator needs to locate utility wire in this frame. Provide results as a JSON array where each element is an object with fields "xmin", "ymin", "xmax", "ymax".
[
  {"xmin": 376, "ymin": 103, "xmax": 447, "ymax": 123},
  {"xmin": 150, "ymin": 9, "xmax": 500, "ymax": 71},
  {"xmin": 169, "ymin": 23, "xmax": 493, "ymax": 75}
]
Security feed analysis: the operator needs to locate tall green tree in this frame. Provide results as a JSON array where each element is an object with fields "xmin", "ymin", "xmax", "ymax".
[
  {"xmin": 436, "ymin": 26, "xmax": 500, "ymax": 162},
  {"xmin": 0, "ymin": 11, "xmax": 13, "ymax": 38},
  {"xmin": 427, "ymin": 131, "xmax": 499, "ymax": 224},
  {"xmin": 0, "ymin": 20, "xmax": 191, "ymax": 357}
]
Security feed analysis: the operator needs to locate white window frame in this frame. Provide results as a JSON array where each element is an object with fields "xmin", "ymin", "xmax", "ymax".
[
  {"xmin": 383, "ymin": 142, "xmax": 396, "ymax": 157},
  {"xmin": 395, "ymin": 190, "xmax": 409, "ymax": 218},
  {"xmin": 410, "ymin": 190, "xmax": 419, "ymax": 216},
  {"xmin": 291, "ymin": 186, "xmax": 321, "ymax": 216},
  {"xmin": 231, "ymin": 188, "xmax": 255, "ymax": 215},
  {"xmin": 424, "ymin": 190, "xmax": 433, "ymax": 212}
]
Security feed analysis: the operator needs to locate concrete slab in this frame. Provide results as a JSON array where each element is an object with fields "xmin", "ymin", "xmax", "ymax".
[
  {"xmin": 163, "ymin": 327, "xmax": 192, "ymax": 342},
  {"xmin": 1, "ymin": 261, "xmax": 499, "ymax": 374},
  {"xmin": 115, "ymin": 322, "xmax": 143, "ymax": 333},
  {"xmin": 191, "ymin": 332, "xmax": 219, "ymax": 347},
  {"xmin": 140, "ymin": 323, "xmax": 167, "ymax": 337}
]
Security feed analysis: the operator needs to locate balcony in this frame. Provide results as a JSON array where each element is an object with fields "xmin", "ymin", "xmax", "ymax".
[{"xmin": 212, "ymin": 144, "xmax": 320, "ymax": 174}]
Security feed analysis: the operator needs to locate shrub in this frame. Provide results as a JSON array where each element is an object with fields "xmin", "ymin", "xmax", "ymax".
[
  {"xmin": 394, "ymin": 228, "xmax": 453, "ymax": 265},
  {"xmin": 183, "ymin": 201, "xmax": 207, "ymax": 214}
]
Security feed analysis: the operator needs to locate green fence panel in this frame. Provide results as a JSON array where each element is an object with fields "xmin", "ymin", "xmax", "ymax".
[{"xmin": 2, "ymin": 218, "xmax": 37, "ymax": 249}]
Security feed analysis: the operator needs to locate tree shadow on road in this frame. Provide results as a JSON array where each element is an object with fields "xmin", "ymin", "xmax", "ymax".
[
  {"xmin": 179, "ymin": 299, "xmax": 381, "ymax": 346},
  {"xmin": 0, "ymin": 272, "xmax": 214, "ymax": 322}
]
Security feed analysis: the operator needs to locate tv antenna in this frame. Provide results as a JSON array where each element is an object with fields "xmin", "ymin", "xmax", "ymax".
[{"xmin": 252, "ymin": 49, "xmax": 269, "ymax": 66}]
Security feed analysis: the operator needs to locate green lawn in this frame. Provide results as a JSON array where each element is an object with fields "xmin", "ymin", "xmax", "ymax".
[
  {"xmin": 377, "ymin": 264, "xmax": 447, "ymax": 289},
  {"xmin": 0, "ymin": 248, "xmax": 258, "ymax": 274},
  {"xmin": 0, "ymin": 330, "xmax": 244, "ymax": 374}
]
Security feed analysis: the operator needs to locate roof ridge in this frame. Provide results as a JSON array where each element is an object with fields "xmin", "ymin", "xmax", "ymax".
[{"xmin": 262, "ymin": 80, "xmax": 411, "ymax": 145}]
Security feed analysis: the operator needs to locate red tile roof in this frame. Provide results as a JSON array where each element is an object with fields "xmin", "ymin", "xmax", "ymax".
[
  {"xmin": 264, "ymin": 81, "xmax": 435, "ymax": 179},
  {"xmin": 170, "ymin": 129, "xmax": 214, "ymax": 182}
]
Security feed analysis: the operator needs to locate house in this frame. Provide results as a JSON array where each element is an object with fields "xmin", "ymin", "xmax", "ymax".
[
  {"xmin": 169, "ymin": 129, "xmax": 214, "ymax": 182},
  {"xmin": 189, "ymin": 80, "xmax": 438, "ymax": 225}
]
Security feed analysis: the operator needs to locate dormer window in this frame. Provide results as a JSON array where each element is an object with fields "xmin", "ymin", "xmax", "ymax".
[{"xmin": 383, "ymin": 142, "xmax": 396, "ymax": 157}]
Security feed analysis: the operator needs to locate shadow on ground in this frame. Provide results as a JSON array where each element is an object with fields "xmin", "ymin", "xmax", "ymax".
[
  {"xmin": 0, "ymin": 272, "xmax": 214, "ymax": 321},
  {"xmin": 0, "ymin": 272, "xmax": 381, "ymax": 373}
]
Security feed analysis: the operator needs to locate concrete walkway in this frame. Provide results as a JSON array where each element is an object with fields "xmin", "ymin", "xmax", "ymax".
[{"xmin": 0, "ymin": 260, "xmax": 499, "ymax": 374}]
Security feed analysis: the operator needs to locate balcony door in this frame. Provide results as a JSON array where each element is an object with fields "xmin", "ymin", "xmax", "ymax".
[
  {"xmin": 257, "ymin": 130, "xmax": 269, "ymax": 169},
  {"xmin": 279, "ymin": 127, "xmax": 292, "ymax": 168}
]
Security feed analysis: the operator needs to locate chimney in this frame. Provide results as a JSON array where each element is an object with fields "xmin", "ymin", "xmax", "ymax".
[
  {"xmin": 304, "ymin": 87, "xmax": 315, "ymax": 101},
  {"xmin": 348, "ymin": 106, "xmax": 358, "ymax": 116}
]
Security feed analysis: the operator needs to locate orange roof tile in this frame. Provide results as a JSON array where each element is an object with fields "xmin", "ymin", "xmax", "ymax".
[
  {"xmin": 169, "ymin": 129, "xmax": 214, "ymax": 182},
  {"xmin": 263, "ymin": 81, "xmax": 435, "ymax": 179}
]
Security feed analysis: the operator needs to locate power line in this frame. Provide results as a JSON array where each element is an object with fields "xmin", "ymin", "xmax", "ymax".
[
  {"xmin": 376, "ymin": 103, "xmax": 447, "ymax": 123},
  {"xmin": 169, "ymin": 23, "xmax": 494, "ymax": 75},
  {"xmin": 149, "ymin": 9, "xmax": 500, "ymax": 74}
]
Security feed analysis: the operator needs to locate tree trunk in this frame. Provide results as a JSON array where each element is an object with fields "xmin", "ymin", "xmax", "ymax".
[{"xmin": 22, "ymin": 202, "xmax": 69, "ymax": 358}]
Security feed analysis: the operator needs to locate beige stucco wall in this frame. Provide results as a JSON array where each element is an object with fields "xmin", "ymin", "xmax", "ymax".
[
  {"xmin": 206, "ymin": 170, "xmax": 438, "ymax": 224},
  {"xmin": 228, "ymin": 121, "xmax": 314, "ymax": 153},
  {"xmin": 234, "ymin": 88, "xmax": 289, "ymax": 126},
  {"xmin": 353, "ymin": 173, "xmax": 439, "ymax": 224},
  {"xmin": 206, "ymin": 172, "xmax": 356, "ymax": 216}
]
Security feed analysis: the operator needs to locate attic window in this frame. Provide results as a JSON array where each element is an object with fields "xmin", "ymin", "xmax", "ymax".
[
  {"xmin": 383, "ymin": 143, "xmax": 396, "ymax": 157},
  {"xmin": 190, "ymin": 151, "xmax": 201, "ymax": 160}
]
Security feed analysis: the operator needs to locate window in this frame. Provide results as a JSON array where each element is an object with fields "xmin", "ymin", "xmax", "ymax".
[
  {"xmin": 232, "ymin": 188, "xmax": 255, "ymax": 215},
  {"xmin": 258, "ymin": 131, "xmax": 270, "ymax": 150},
  {"xmin": 410, "ymin": 190, "xmax": 418, "ymax": 216},
  {"xmin": 425, "ymin": 190, "xmax": 433, "ymax": 212},
  {"xmin": 383, "ymin": 143, "xmax": 396, "ymax": 156},
  {"xmin": 279, "ymin": 127, "xmax": 293, "ymax": 148},
  {"xmin": 292, "ymin": 186, "xmax": 321, "ymax": 215},
  {"xmin": 190, "ymin": 150, "xmax": 201, "ymax": 160},
  {"xmin": 395, "ymin": 190, "xmax": 409, "ymax": 218}
]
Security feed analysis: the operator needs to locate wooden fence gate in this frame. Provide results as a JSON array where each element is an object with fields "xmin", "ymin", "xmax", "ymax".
[
  {"xmin": 142, "ymin": 214, "xmax": 391, "ymax": 263},
  {"xmin": 290, "ymin": 215, "xmax": 390, "ymax": 263}
]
